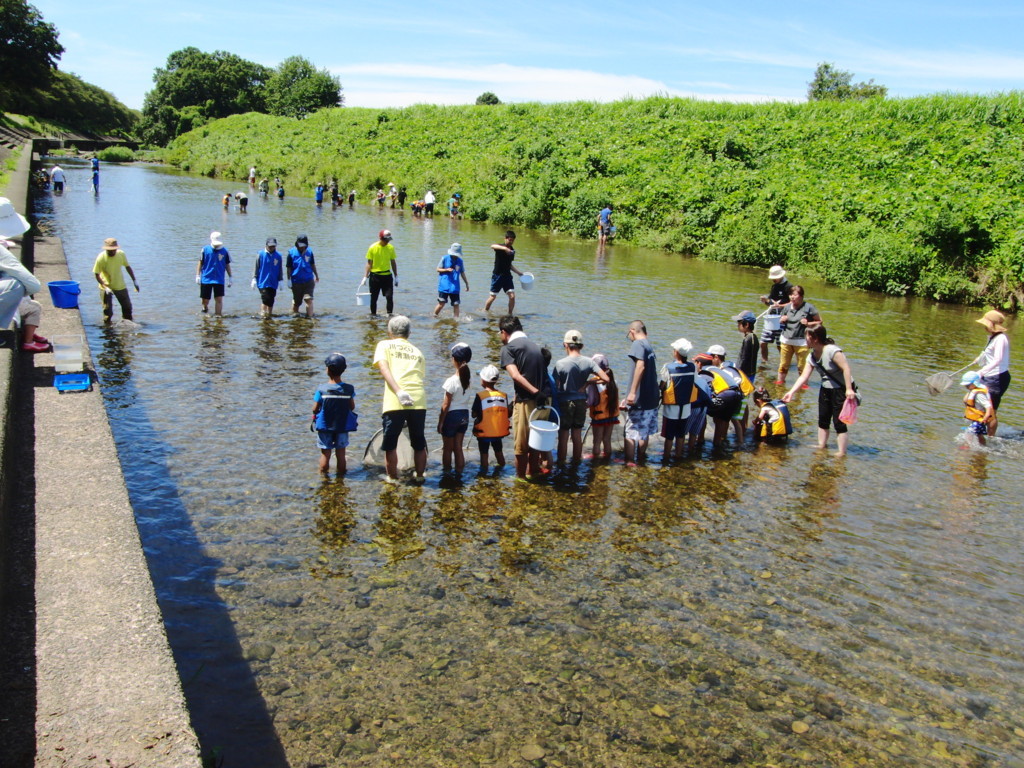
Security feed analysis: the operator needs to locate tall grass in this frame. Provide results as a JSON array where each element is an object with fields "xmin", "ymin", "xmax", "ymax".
[{"xmin": 161, "ymin": 93, "xmax": 1024, "ymax": 307}]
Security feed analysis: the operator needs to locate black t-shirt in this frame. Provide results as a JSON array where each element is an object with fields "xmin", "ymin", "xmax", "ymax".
[
  {"xmin": 768, "ymin": 279, "xmax": 792, "ymax": 307},
  {"xmin": 492, "ymin": 246, "xmax": 515, "ymax": 275},
  {"xmin": 500, "ymin": 335, "xmax": 546, "ymax": 399}
]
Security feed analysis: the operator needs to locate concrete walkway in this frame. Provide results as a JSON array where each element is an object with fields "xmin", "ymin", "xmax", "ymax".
[{"xmin": 28, "ymin": 237, "xmax": 201, "ymax": 767}]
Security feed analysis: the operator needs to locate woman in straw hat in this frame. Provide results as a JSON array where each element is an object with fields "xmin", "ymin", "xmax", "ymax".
[{"xmin": 974, "ymin": 310, "xmax": 1010, "ymax": 436}]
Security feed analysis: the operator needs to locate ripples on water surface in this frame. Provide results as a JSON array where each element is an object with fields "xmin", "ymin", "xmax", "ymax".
[{"xmin": 34, "ymin": 161, "xmax": 1024, "ymax": 767}]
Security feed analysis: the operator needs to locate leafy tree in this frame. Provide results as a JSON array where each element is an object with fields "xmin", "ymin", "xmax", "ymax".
[
  {"xmin": 0, "ymin": 0, "xmax": 64, "ymax": 109},
  {"xmin": 139, "ymin": 47, "xmax": 270, "ymax": 144},
  {"xmin": 264, "ymin": 56, "xmax": 342, "ymax": 119},
  {"xmin": 808, "ymin": 63, "xmax": 887, "ymax": 102},
  {"xmin": 7, "ymin": 69, "xmax": 137, "ymax": 136},
  {"xmin": 475, "ymin": 91, "xmax": 501, "ymax": 106}
]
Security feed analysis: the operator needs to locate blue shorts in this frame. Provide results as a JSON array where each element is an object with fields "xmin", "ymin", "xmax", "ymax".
[
  {"xmin": 317, "ymin": 430, "xmax": 350, "ymax": 450},
  {"xmin": 966, "ymin": 421, "xmax": 987, "ymax": 435},
  {"xmin": 441, "ymin": 409, "xmax": 470, "ymax": 437},
  {"xmin": 489, "ymin": 272, "xmax": 515, "ymax": 295},
  {"xmin": 437, "ymin": 291, "xmax": 461, "ymax": 306},
  {"xmin": 685, "ymin": 406, "xmax": 707, "ymax": 437}
]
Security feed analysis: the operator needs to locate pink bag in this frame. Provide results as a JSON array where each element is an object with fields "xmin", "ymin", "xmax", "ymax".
[{"xmin": 838, "ymin": 397, "xmax": 858, "ymax": 425}]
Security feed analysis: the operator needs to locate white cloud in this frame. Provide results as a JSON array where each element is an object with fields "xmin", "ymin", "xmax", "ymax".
[{"xmin": 334, "ymin": 62, "xmax": 779, "ymax": 107}]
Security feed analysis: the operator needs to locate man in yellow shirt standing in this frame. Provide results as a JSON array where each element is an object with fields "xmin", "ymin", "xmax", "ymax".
[
  {"xmin": 362, "ymin": 229, "xmax": 398, "ymax": 316},
  {"xmin": 93, "ymin": 237, "xmax": 139, "ymax": 322}
]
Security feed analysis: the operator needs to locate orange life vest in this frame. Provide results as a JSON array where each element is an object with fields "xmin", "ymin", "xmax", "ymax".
[
  {"xmin": 474, "ymin": 388, "xmax": 510, "ymax": 437},
  {"xmin": 963, "ymin": 385, "xmax": 989, "ymax": 423},
  {"xmin": 589, "ymin": 382, "xmax": 620, "ymax": 420}
]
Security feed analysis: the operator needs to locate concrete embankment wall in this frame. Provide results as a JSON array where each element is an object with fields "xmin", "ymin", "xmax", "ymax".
[{"xmin": 0, "ymin": 143, "xmax": 200, "ymax": 767}]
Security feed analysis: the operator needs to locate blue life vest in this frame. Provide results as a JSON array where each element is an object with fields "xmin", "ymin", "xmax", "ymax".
[{"xmin": 315, "ymin": 382, "xmax": 355, "ymax": 432}]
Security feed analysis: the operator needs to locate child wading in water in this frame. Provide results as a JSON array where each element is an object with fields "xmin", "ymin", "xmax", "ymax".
[
  {"xmin": 960, "ymin": 371, "xmax": 994, "ymax": 446},
  {"xmin": 472, "ymin": 365, "xmax": 510, "ymax": 471},
  {"xmin": 751, "ymin": 386, "xmax": 793, "ymax": 444},
  {"xmin": 437, "ymin": 343, "xmax": 474, "ymax": 472},
  {"xmin": 586, "ymin": 353, "xmax": 620, "ymax": 459},
  {"xmin": 312, "ymin": 353, "xmax": 356, "ymax": 474}
]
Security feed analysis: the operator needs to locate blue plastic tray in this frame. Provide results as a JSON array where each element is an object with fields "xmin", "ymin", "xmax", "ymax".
[{"xmin": 53, "ymin": 373, "xmax": 92, "ymax": 393}]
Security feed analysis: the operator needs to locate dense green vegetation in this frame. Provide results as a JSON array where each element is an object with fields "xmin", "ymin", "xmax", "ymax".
[
  {"xmin": 0, "ymin": 0, "xmax": 63, "ymax": 111},
  {"xmin": 139, "ymin": 48, "xmax": 341, "ymax": 144},
  {"xmin": 5, "ymin": 70, "xmax": 137, "ymax": 136},
  {"xmin": 162, "ymin": 94, "xmax": 1024, "ymax": 307}
]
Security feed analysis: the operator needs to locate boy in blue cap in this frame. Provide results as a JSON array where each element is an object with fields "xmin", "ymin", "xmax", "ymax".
[{"xmin": 312, "ymin": 353, "xmax": 357, "ymax": 474}]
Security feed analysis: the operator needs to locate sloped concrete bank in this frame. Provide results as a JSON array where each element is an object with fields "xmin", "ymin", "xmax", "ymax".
[{"xmin": 0, "ymin": 142, "xmax": 200, "ymax": 767}]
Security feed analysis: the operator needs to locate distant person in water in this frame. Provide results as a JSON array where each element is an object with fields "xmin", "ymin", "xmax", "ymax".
[
  {"xmin": 363, "ymin": 229, "xmax": 398, "ymax": 316},
  {"xmin": 94, "ymin": 237, "xmax": 139, "ymax": 323},
  {"xmin": 234, "ymin": 190, "xmax": 248, "ymax": 212},
  {"xmin": 196, "ymin": 231, "xmax": 231, "ymax": 315},
  {"xmin": 248, "ymin": 166, "xmax": 257, "ymax": 185},
  {"xmin": 49, "ymin": 164, "xmax": 65, "ymax": 192},
  {"xmin": 483, "ymin": 230, "xmax": 523, "ymax": 315},
  {"xmin": 348, "ymin": 190, "xmax": 356, "ymax": 206},
  {"xmin": 91, "ymin": 169, "xmax": 99, "ymax": 193},
  {"xmin": 287, "ymin": 235, "xmax": 319, "ymax": 317},
  {"xmin": 597, "ymin": 204, "xmax": 613, "ymax": 245}
]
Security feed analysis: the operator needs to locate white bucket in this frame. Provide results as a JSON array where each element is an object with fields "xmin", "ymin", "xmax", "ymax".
[
  {"xmin": 356, "ymin": 288, "xmax": 371, "ymax": 306},
  {"xmin": 519, "ymin": 272, "xmax": 535, "ymax": 291},
  {"xmin": 763, "ymin": 314, "xmax": 782, "ymax": 331},
  {"xmin": 527, "ymin": 407, "xmax": 559, "ymax": 452}
]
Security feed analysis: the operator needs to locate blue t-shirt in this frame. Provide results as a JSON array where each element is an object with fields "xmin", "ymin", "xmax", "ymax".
[
  {"xmin": 315, "ymin": 186, "xmax": 324, "ymax": 202},
  {"xmin": 628, "ymin": 338, "xmax": 659, "ymax": 410},
  {"xmin": 436, "ymin": 254, "xmax": 464, "ymax": 294},
  {"xmin": 599, "ymin": 207, "xmax": 612, "ymax": 225},
  {"xmin": 254, "ymin": 250, "xmax": 283, "ymax": 289},
  {"xmin": 288, "ymin": 247, "xmax": 316, "ymax": 283},
  {"xmin": 199, "ymin": 245, "xmax": 230, "ymax": 284},
  {"xmin": 314, "ymin": 381, "xmax": 355, "ymax": 431}
]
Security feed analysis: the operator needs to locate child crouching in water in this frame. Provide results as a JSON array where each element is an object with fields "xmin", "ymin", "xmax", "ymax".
[
  {"xmin": 437, "ymin": 343, "xmax": 474, "ymax": 472},
  {"xmin": 312, "ymin": 353, "xmax": 356, "ymax": 474},
  {"xmin": 472, "ymin": 364, "xmax": 510, "ymax": 470},
  {"xmin": 587, "ymin": 353, "xmax": 619, "ymax": 459},
  {"xmin": 751, "ymin": 386, "xmax": 793, "ymax": 444},
  {"xmin": 961, "ymin": 371, "xmax": 994, "ymax": 446}
]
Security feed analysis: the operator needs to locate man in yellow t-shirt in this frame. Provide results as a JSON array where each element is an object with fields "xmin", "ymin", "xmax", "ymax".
[
  {"xmin": 93, "ymin": 237, "xmax": 139, "ymax": 322},
  {"xmin": 373, "ymin": 315, "xmax": 427, "ymax": 482},
  {"xmin": 362, "ymin": 229, "xmax": 398, "ymax": 316}
]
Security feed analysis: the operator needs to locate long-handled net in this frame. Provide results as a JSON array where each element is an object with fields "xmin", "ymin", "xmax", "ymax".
[{"xmin": 925, "ymin": 362, "xmax": 974, "ymax": 396}]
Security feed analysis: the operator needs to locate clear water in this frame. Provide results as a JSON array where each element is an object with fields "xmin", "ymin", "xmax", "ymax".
[{"xmin": 33, "ymin": 160, "xmax": 1024, "ymax": 768}]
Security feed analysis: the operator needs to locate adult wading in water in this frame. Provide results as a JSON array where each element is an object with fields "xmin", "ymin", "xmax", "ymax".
[{"xmin": 974, "ymin": 310, "xmax": 1011, "ymax": 437}]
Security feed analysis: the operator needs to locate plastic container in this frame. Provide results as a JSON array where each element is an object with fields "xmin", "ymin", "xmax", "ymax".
[
  {"xmin": 527, "ymin": 408, "xmax": 559, "ymax": 452},
  {"xmin": 54, "ymin": 372, "xmax": 92, "ymax": 393},
  {"xmin": 763, "ymin": 314, "xmax": 782, "ymax": 332},
  {"xmin": 52, "ymin": 334, "xmax": 84, "ymax": 373},
  {"xmin": 519, "ymin": 272, "xmax": 535, "ymax": 291},
  {"xmin": 47, "ymin": 280, "xmax": 81, "ymax": 309},
  {"xmin": 356, "ymin": 285, "xmax": 371, "ymax": 306}
]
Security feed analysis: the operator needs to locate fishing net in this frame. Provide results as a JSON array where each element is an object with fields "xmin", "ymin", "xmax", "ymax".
[
  {"xmin": 925, "ymin": 371, "xmax": 955, "ymax": 396},
  {"xmin": 362, "ymin": 427, "xmax": 418, "ymax": 470}
]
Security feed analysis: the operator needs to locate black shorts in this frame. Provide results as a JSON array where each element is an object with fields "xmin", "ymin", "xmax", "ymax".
[
  {"xmin": 437, "ymin": 291, "xmax": 461, "ymax": 306},
  {"xmin": 707, "ymin": 389, "xmax": 741, "ymax": 420},
  {"xmin": 381, "ymin": 409, "xmax": 428, "ymax": 452},
  {"xmin": 200, "ymin": 282, "xmax": 225, "ymax": 299},
  {"xmin": 291, "ymin": 280, "xmax": 315, "ymax": 304},
  {"xmin": 818, "ymin": 387, "xmax": 848, "ymax": 434},
  {"xmin": 259, "ymin": 287, "xmax": 277, "ymax": 307}
]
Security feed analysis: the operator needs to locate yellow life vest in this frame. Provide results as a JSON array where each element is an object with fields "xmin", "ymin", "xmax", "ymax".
[
  {"xmin": 474, "ymin": 388, "xmax": 510, "ymax": 437},
  {"xmin": 704, "ymin": 366, "xmax": 741, "ymax": 395},
  {"xmin": 758, "ymin": 400, "xmax": 793, "ymax": 438},
  {"xmin": 963, "ymin": 385, "xmax": 989, "ymax": 423},
  {"xmin": 662, "ymin": 362, "xmax": 695, "ymax": 406}
]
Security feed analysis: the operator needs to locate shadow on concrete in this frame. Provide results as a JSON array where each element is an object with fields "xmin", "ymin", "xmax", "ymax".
[
  {"xmin": 93, "ymin": 325, "xmax": 289, "ymax": 768},
  {"xmin": 0, "ymin": 350, "xmax": 40, "ymax": 767}
]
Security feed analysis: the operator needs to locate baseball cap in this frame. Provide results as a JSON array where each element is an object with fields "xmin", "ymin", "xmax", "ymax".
[
  {"xmin": 693, "ymin": 353, "xmax": 714, "ymax": 364},
  {"xmin": 707, "ymin": 344, "xmax": 726, "ymax": 357},
  {"xmin": 731, "ymin": 310, "xmax": 757, "ymax": 324},
  {"xmin": 295, "ymin": 234, "xmax": 309, "ymax": 247},
  {"xmin": 671, "ymin": 338, "xmax": 693, "ymax": 354},
  {"xmin": 324, "ymin": 352, "xmax": 347, "ymax": 369},
  {"xmin": 451, "ymin": 343, "xmax": 472, "ymax": 363},
  {"xmin": 266, "ymin": 237, "xmax": 277, "ymax": 247},
  {"xmin": 379, "ymin": 229, "xmax": 392, "ymax": 241},
  {"xmin": 479, "ymin": 364, "xmax": 500, "ymax": 382},
  {"xmin": 960, "ymin": 371, "xmax": 981, "ymax": 387},
  {"xmin": 563, "ymin": 329, "xmax": 583, "ymax": 345}
]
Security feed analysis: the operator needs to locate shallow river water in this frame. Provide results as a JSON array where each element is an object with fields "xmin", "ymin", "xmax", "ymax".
[{"xmin": 33, "ymin": 160, "xmax": 1024, "ymax": 768}]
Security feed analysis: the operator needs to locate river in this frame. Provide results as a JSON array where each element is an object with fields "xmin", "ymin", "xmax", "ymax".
[{"xmin": 32, "ymin": 159, "xmax": 1024, "ymax": 768}]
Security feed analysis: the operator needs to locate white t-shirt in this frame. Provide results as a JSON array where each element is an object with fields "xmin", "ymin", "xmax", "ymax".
[
  {"xmin": 978, "ymin": 334, "xmax": 1010, "ymax": 377},
  {"xmin": 442, "ymin": 373, "xmax": 475, "ymax": 412}
]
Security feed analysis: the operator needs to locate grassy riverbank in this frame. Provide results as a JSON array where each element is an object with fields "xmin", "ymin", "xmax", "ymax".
[{"xmin": 161, "ymin": 94, "xmax": 1024, "ymax": 307}]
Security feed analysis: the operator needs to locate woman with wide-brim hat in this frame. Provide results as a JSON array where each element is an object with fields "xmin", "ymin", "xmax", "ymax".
[{"xmin": 974, "ymin": 309, "xmax": 1010, "ymax": 436}]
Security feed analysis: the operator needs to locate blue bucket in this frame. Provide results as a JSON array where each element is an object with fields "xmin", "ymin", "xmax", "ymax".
[{"xmin": 48, "ymin": 280, "xmax": 81, "ymax": 309}]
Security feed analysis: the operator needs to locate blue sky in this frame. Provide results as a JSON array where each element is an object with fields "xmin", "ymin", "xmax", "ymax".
[{"xmin": 34, "ymin": 0, "xmax": 1024, "ymax": 111}]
